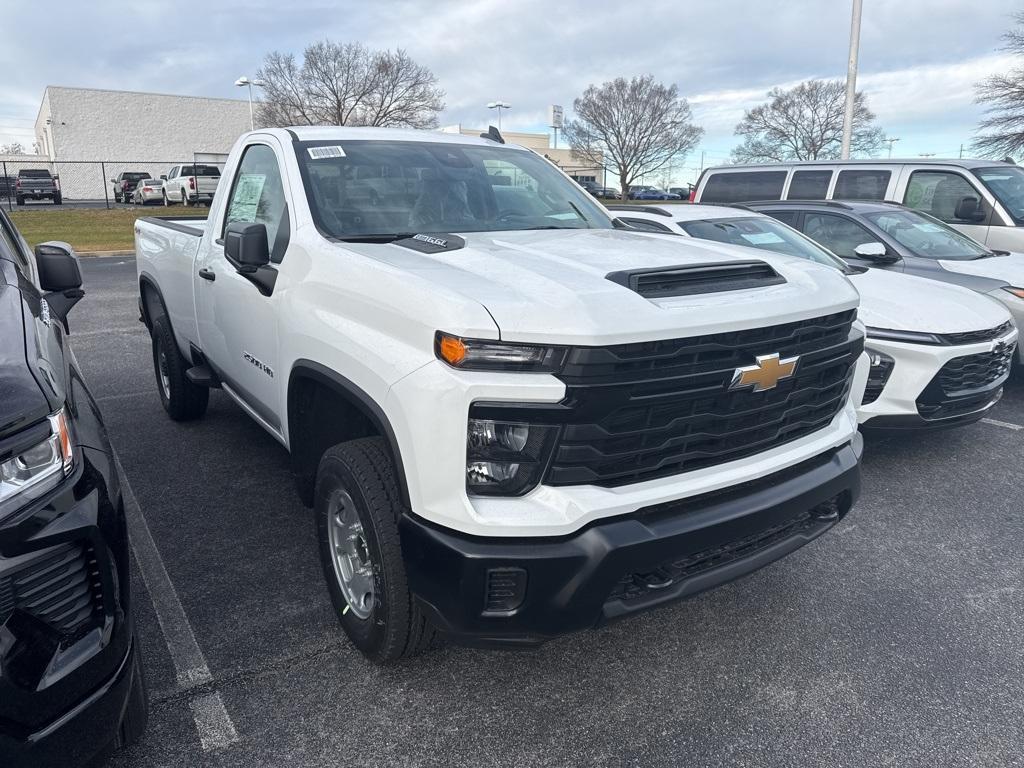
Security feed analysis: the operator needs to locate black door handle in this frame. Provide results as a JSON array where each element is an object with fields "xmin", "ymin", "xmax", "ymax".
[{"xmin": 198, "ymin": 268, "xmax": 216, "ymax": 281}]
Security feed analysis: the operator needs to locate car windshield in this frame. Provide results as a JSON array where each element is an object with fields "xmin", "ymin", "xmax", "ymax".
[
  {"xmin": 295, "ymin": 140, "xmax": 612, "ymax": 238},
  {"xmin": 975, "ymin": 166, "xmax": 1024, "ymax": 225},
  {"xmin": 678, "ymin": 216, "xmax": 847, "ymax": 269},
  {"xmin": 862, "ymin": 209, "xmax": 990, "ymax": 260}
]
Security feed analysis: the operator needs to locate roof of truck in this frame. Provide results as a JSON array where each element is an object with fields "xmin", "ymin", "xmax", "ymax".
[
  {"xmin": 705, "ymin": 158, "xmax": 1014, "ymax": 172},
  {"xmin": 262, "ymin": 126, "xmax": 527, "ymax": 149}
]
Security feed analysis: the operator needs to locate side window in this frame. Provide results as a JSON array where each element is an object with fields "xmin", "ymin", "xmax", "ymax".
[
  {"xmin": 701, "ymin": 171, "xmax": 787, "ymax": 203},
  {"xmin": 801, "ymin": 213, "xmax": 877, "ymax": 258},
  {"xmin": 223, "ymin": 144, "xmax": 289, "ymax": 263},
  {"xmin": 620, "ymin": 217, "xmax": 675, "ymax": 233},
  {"xmin": 787, "ymin": 170, "xmax": 832, "ymax": 200},
  {"xmin": 833, "ymin": 170, "xmax": 891, "ymax": 200},
  {"xmin": 903, "ymin": 171, "xmax": 990, "ymax": 224},
  {"xmin": 766, "ymin": 210, "xmax": 800, "ymax": 227},
  {"xmin": 0, "ymin": 216, "xmax": 29, "ymax": 270}
]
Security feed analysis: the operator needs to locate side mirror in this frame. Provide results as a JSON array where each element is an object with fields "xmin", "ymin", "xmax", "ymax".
[
  {"xmin": 954, "ymin": 196, "xmax": 986, "ymax": 223},
  {"xmin": 160, "ymin": 174, "xmax": 167, "ymax": 181},
  {"xmin": 224, "ymin": 222, "xmax": 270, "ymax": 269},
  {"xmin": 853, "ymin": 241, "xmax": 899, "ymax": 263},
  {"xmin": 34, "ymin": 241, "xmax": 84, "ymax": 325},
  {"xmin": 109, "ymin": 178, "xmax": 116, "ymax": 183}
]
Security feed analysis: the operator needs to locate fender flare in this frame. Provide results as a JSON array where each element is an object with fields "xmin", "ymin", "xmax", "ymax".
[
  {"xmin": 137, "ymin": 272, "xmax": 167, "ymax": 330},
  {"xmin": 288, "ymin": 360, "xmax": 412, "ymax": 508}
]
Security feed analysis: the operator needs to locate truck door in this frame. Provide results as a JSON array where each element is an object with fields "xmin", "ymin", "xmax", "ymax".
[
  {"xmin": 898, "ymin": 167, "xmax": 995, "ymax": 244},
  {"xmin": 194, "ymin": 140, "xmax": 292, "ymax": 433}
]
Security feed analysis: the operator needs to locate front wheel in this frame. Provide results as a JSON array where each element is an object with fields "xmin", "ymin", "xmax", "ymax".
[
  {"xmin": 315, "ymin": 438, "xmax": 436, "ymax": 662},
  {"xmin": 181, "ymin": 189, "xmax": 190, "ymax": 207},
  {"xmin": 150, "ymin": 314, "xmax": 208, "ymax": 421},
  {"xmin": 162, "ymin": 189, "xmax": 171, "ymax": 206}
]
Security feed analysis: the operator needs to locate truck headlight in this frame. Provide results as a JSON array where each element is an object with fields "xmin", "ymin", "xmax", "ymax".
[
  {"xmin": 0, "ymin": 408, "xmax": 75, "ymax": 521},
  {"xmin": 436, "ymin": 332, "xmax": 567, "ymax": 373},
  {"xmin": 466, "ymin": 418, "xmax": 558, "ymax": 496}
]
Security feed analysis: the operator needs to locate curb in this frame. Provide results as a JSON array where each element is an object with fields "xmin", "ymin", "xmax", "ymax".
[{"xmin": 77, "ymin": 250, "xmax": 136, "ymax": 258}]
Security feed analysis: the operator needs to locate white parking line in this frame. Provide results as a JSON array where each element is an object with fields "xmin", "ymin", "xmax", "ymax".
[
  {"xmin": 982, "ymin": 417, "xmax": 1024, "ymax": 431},
  {"xmin": 114, "ymin": 453, "xmax": 240, "ymax": 751},
  {"xmin": 189, "ymin": 692, "xmax": 241, "ymax": 751}
]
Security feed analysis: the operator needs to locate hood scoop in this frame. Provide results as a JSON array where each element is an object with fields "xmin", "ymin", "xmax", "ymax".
[{"xmin": 606, "ymin": 260, "xmax": 786, "ymax": 299}]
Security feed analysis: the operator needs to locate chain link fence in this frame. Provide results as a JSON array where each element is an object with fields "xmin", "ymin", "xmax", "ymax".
[{"xmin": 0, "ymin": 155, "xmax": 227, "ymax": 211}]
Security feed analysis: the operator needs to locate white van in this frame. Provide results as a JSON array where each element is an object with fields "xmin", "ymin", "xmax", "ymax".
[{"xmin": 692, "ymin": 159, "xmax": 1024, "ymax": 252}]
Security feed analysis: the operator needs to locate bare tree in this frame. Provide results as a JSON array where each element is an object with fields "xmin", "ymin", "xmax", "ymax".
[
  {"xmin": 563, "ymin": 76, "xmax": 703, "ymax": 197},
  {"xmin": 974, "ymin": 12, "xmax": 1024, "ymax": 158},
  {"xmin": 732, "ymin": 79, "xmax": 885, "ymax": 163},
  {"xmin": 256, "ymin": 41, "xmax": 444, "ymax": 129},
  {"xmin": 1, "ymin": 142, "xmax": 25, "ymax": 155}
]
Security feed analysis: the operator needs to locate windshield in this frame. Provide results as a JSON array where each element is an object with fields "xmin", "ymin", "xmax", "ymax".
[
  {"xmin": 296, "ymin": 140, "xmax": 611, "ymax": 238},
  {"xmin": 862, "ymin": 209, "xmax": 990, "ymax": 260},
  {"xmin": 678, "ymin": 216, "xmax": 847, "ymax": 270},
  {"xmin": 975, "ymin": 166, "xmax": 1024, "ymax": 225}
]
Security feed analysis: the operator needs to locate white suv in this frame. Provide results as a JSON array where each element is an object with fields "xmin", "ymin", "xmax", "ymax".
[{"xmin": 612, "ymin": 203, "xmax": 1017, "ymax": 429}]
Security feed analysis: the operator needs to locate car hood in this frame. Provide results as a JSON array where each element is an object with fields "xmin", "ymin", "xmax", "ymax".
[
  {"xmin": 938, "ymin": 252, "xmax": 1024, "ymax": 287},
  {"xmin": 343, "ymin": 228, "xmax": 860, "ymax": 345},
  {"xmin": 848, "ymin": 268, "xmax": 1011, "ymax": 334},
  {"xmin": 0, "ymin": 266, "xmax": 50, "ymax": 439}
]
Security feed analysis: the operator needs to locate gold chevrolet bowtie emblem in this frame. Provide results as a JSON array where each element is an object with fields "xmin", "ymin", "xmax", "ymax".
[{"xmin": 730, "ymin": 353, "xmax": 800, "ymax": 392}]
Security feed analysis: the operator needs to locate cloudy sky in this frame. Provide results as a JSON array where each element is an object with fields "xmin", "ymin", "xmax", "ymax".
[{"xmin": 0, "ymin": 0, "xmax": 1019, "ymax": 182}]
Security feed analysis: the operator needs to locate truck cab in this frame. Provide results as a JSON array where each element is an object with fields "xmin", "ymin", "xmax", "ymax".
[{"xmin": 136, "ymin": 127, "xmax": 867, "ymax": 662}]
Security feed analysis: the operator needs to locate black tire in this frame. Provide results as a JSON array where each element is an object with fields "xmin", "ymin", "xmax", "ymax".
[
  {"xmin": 53, "ymin": 194, "xmax": 62, "ymax": 205},
  {"xmin": 181, "ymin": 188, "xmax": 190, "ymax": 207},
  {"xmin": 162, "ymin": 189, "xmax": 171, "ymax": 206},
  {"xmin": 116, "ymin": 636, "xmax": 149, "ymax": 749},
  {"xmin": 150, "ymin": 314, "xmax": 208, "ymax": 421},
  {"xmin": 315, "ymin": 438, "xmax": 437, "ymax": 662},
  {"xmin": 15, "ymin": 195, "xmax": 23, "ymax": 206}
]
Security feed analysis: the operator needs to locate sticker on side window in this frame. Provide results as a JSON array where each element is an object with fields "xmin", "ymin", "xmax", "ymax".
[{"xmin": 307, "ymin": 145, "xmax": 346, "ymax": 159}]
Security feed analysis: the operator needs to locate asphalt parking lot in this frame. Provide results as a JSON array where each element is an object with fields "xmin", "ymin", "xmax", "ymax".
[{"xmin": 73, "ymin": 256, "xmax": 1024, "ymax": 768}]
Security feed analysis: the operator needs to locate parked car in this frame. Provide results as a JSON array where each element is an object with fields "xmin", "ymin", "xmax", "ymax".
[
  {"xmin": 161, "ymin": 164, "xmax": 221, "ymax": 206},
  {"xmin": 0, "ymin": 175, "xmax": 16, "ymax": 199},
  {"xmin": 136, "ymin": 127, "xmax": 866, "ymax": 661},
  {"xmin": 668, "ymin": 186, "xmax": 693, "ymax": 199},
  {"xmin": 610, "ymin": 203, "xmax": 1018, "ymax": 429},
  {"xmin": 15, "ymin": 169, "xmax": 61, "ymax": 205},
  {"xmin": 628, "ymin": 185, "xmax": 680, "ymax": 200},
  {"xmin": 692, "ymin": 158, "xmax": 1024, "ymax": 253},
  {"xmin": 110, "ymin": 171, "xmax": 151, "ymax": 204},
  {"xmin": 579, "ymin": 181, "xmax": 621, "ymax": 200},
  {"xmin": 745, "ymin": 200, "xmax": 1024, "ymax": 364},
  {"xmin": 0, "ymin": 209, "xmax": 147, "ymax": 767},
  {"xmin": 132, "ymin": 178, "xmax": 164, "ymax": 205}
]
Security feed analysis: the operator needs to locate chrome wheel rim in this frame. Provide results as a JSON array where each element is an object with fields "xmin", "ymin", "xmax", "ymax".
[
  {"xmin": 157, "ymin": 342, "xmax": 171, "ymax": 400},
  {"xmin": 327, "ymin": 488, "xmax": 375, "ymax": 620}
]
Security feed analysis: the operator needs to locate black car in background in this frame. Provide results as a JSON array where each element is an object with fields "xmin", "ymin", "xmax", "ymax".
[
  {"xmin": 15, "ymin": 169, "xmax": 61, "ymax": 205},
  {"xmin": 0, "ymin": 209, "xmax": 146, "ymax": 767}
]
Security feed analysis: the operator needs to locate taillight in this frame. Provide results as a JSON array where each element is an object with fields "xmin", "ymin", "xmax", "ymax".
[
  {"xmin": 189, "ymin": 177, "xmax": 196, "ymax": 190},
  {"xmin": 688, "ymin": 188, "xmax": 696, "ymax": 202},
  {"xmin": 14, "ymin": 179, "xmax": 21, "ymax": 189},
  {"xmin": 53, "ymin": 177, "xmax": 60, "ymax": 190}
]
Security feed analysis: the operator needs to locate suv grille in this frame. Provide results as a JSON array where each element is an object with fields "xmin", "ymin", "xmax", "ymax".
[
  {"xmin": 546, "ymin": 310, "xmax": 861, "ymax": 487},
  {"xmin": 0, "ymin": 543, "xmax": 105, "ymax": 646},
  {"xmin": 939, "ymin": 321, "xmax": 1013, "ymax": 347},
  {"xmin": 935, "ymin": 344, "xmax": 1015, "ymax": 395}
]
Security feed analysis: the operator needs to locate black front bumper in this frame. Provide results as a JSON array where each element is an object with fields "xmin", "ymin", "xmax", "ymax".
[{"xmin": 401, "ymin": 437, "xmax": 862, "ymax": 647}]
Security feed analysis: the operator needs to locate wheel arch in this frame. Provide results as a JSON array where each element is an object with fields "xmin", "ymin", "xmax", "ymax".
[{"xmin": 287, "ymin": 360, "xmax": 411, "ymax": 509}]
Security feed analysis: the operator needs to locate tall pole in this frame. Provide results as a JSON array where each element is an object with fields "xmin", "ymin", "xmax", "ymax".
[
  {"xmin": 246, "ymin": 82, "xmax": 254, "ymax": 131},
  {"xmin": 841, "ymin": 0, "xmax": 863, "ymax": 160}
]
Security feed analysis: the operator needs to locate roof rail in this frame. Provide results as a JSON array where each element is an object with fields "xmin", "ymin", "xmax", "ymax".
[
  {"xmin": 740, "ymin": 199, "xmax": 855, "ymax": 210},
  {"xmin": 605, "ymin": 205, "xmax": 672, "ymax": 217}
]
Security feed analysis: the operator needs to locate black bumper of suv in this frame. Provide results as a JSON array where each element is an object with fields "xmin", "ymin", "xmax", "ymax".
[{"xmin": 401, "ymin": 436, "xmax": 861, "ymax": 647}]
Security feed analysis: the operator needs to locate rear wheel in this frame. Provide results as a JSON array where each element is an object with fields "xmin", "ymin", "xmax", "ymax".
[
  {"xmin": 315, "ymin": 438, "xmax": 437, "ymax": 662},
  {"xmin": 150, "ymin": 314, "xmax": 208, "ymax": 421},
  {"xmin": 54, "ymin": 194, "xmax": 62, "ymax": 205},
  {"xmin": 15, "ymin": 195, "xmax": 23, "ymax": 206}
]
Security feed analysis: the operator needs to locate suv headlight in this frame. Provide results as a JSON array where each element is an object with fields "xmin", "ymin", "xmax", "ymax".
[
  {"xmin": 435, "ymin": 332, "xmax": 567, "ymax": 373},
  {"xmin": 0, "ymin": 408, "xmax": 75, "ymax": 521},
  {"xmin": 466, "ymin": 417, "xmax": 559, "ymax": 496}
]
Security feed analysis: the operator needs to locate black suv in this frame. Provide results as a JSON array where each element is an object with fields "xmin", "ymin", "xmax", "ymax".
[
  {"xmin": 15, "ymin": 169, "xmax": 61, "ymax": 205},
  {"xmin": 0, "ymin": 209, "xmax": 146, "ymax": 767}
]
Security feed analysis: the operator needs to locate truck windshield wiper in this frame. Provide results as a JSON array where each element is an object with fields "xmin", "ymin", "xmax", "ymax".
[{"xmin": 334, "ymin": 233, "xmax": 417, "ymax": 243}]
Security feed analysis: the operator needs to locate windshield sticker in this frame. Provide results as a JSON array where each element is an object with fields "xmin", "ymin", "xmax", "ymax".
[
  {"xmin": 308, "ymin": 145, "xmax": 346, "ymax": 159},
  {"xmin": 226, "ymin": 173, "xmax": 266, "ymax": 222},
  {"xmin": 741, "ymin": 232, "xmax": 785, "ymax": 245}
]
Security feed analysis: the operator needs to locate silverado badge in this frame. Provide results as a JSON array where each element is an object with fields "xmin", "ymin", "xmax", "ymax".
[{"xmin": 730, "ymin": 353, "xmax": 799, "ymax": 393}]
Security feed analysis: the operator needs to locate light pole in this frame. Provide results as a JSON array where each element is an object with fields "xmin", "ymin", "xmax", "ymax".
[
  {"xmin": 487, "ymin": 101, "xmax": 511, "ymax": 130},
  {"xmin": 840, "ymin": 0, "xmax": 863, "ymax": 159},
  {"xmin": 235, "ymin": 76, "xmax": 265, "ymax": 131},
  {"xmin": 884, "ymin": 137, "xmax": 900, "ymax": 158}
]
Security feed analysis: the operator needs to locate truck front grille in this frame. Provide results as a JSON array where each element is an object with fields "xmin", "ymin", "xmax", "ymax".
[
  {"xmin": 0, "ymin": 543, "xmax": 105, "ymax": 646},
  {"xmin": 545, "ymin": 310, "xmax": 861, "ymax": 487}
]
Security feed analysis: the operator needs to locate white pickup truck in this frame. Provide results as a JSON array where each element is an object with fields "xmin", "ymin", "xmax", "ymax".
[
  {"xmin": 159, "ymin": 163, "xmax": 221, "ymax": 206},
  {"xmin": 135, "ymin": 127, "xmax": 868, "ymax": 662}
]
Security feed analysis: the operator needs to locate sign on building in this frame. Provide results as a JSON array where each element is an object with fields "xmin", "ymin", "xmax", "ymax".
[{"xmin": 549, "ymin": 105, "xmax": 564, "ymax": 128}]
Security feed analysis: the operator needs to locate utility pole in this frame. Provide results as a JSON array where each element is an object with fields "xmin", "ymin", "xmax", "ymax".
[
  {"xmin": 884, "ymin": 137, "xmax": 900, "ymax": 158},
  {"xmin": 959, "ymin": 143, "xmax": 965, "ymax": 159},
  {"xmin": 840, "ymin": 0, "xmax": 863, "ymax": 160}
]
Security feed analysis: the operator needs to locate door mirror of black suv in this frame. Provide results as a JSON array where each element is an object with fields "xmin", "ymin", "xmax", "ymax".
[
  {"xmin": 35, "ymin": 241, "xmax": 85, "ymax": 324},
  {"xmin": 854, "ymin": 241, "xmax": 899, "ymax": 263},
  {"xmin": 954, "ymin": 196, "xmax": 986, "ymax": 223}
]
